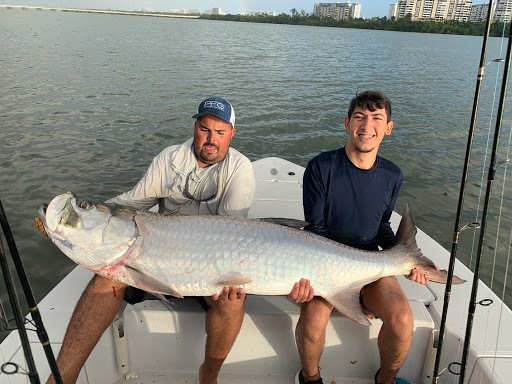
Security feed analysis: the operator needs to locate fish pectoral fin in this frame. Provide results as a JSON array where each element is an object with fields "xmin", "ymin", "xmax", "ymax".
[
  {"xmin": 216, "ymin": 272, "xmax": 252, "ymax": 286},
  {"xmin": 125, "ymin": 266, "xmax": 184, "ymax": 299},
  {"xmin": 323, "ymin": 286, "xmax": 372, "ymax": 326}
]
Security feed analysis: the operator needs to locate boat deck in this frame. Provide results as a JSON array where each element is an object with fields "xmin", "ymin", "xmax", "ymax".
[{"xmin": 1, "ymin": 157, "xmax": 511, "ymax": 384}]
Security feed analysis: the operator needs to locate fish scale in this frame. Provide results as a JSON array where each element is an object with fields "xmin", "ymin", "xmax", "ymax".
[{"xmin": 130, "ymin": 213, "xmax": 388, "ymax": 296}]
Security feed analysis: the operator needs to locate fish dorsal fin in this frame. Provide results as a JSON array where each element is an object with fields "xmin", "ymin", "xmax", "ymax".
[
  {"xmin": 323, "ymin": 286, "xmax": 372, "ymax": 326},
  {"xmin": 394, "ymin": 204, "xmax": 421, "ymax": 257},
  {"xmin": 259, "ymin": 218, "xmax": 309, "ymax": 229},
  {"xmin": 217, "ymin": 272, "xmax": 252, "ymax": 286},
  {"xmin": 125, "ymin": 266, "xmax": 184, "ymax": 298}
]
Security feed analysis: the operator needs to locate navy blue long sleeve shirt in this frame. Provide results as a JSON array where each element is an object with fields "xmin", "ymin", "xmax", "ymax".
[{"xmin": 303, "ymin": 147, "xmax": 403, "ymax": 251}]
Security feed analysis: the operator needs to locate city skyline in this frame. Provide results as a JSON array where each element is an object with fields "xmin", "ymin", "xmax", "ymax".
[{"xmin": 7, "ymin": 0, "xmax": 489, "ymax": 19}]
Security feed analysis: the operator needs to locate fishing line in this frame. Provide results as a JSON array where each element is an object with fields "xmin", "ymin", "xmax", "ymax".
[
  {"xmin": 468, "ymin": 30, "xmax": 507, "ymax": 271},
  {"xmin": 488, "ymin": 120, "xmax": 511, "ymax": 288},
  {"xmin": 479, "ymin": 118, "xmax": 511, "ymax": 384},
  {"xmin": 464, "ymin": 17, "xmax": 512, "ymax": 384},
  {"xmin": 432, "ymin": 1, "xmax": 497, "ymax": 381},
  {"xmin": 454, "ymin": 25, "xmax": 508, "ymax": 384},
  {"xmin": 477, "ymin": 13, "xmax": 512, "ymax": 384},
  {"xmin": 489, "ymin": 225, "xmax": 511, "ymax": 383},
  {"xmin": 458, "ymin": 16, "xmax": 512, "ymax": 383},
  {"xmin": 0, "ymin": 296, "xmax": 9, "ymax": 331}
]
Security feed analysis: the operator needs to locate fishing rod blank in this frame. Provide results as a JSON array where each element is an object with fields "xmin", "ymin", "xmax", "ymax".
[
  {"xmin": 0, "ymin": 223, "xmax": 40, "ymax": 383},
  {"xmin": 0, "ymin": 200, "xmax": 63, "ymax": 384}
]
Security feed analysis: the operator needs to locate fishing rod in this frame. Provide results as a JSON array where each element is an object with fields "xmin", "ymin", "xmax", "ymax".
[
  {"xmin": 431, "ymin": 1, "xmax": 496, "ymax": 382},
  {"xmin": 0, "ymin": 200, "xmax": 63, "ymax": 384},
  {"xmin": 458, "ymin": 19, "xmax": 512, "ymax": 384},
  {"xmin": 0, "ymin": 214, "xmax": 39, "ymax": 383},
  {"xmin": 0, "ymin": 234, "xmax": 39, "ymax": 382}
]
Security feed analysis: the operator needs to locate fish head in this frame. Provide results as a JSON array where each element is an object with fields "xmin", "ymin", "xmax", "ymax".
[{"xmin": 38, "ymin": 192, "xmax": 137, "ymax": 269}]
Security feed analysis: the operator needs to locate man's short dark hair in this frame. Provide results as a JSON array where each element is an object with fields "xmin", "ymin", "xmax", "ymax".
[{"xmin": 348, "ymin": 91, "xmax": 392, "ymax": 122}]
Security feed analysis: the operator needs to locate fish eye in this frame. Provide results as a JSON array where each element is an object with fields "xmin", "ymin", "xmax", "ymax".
[{"xmin": 79, "ymin": 201, "xmax": 92, "ymax": 210}]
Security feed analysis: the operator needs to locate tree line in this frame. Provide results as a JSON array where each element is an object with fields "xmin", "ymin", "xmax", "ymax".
[{"xmin": 199, "ymin": 12, "xmax": 510, "ymax": 37}]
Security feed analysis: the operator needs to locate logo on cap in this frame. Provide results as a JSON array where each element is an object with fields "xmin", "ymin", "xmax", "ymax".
[{"xmin": 204, "ymin": 100, "xmax": 225, "ymax": 111}]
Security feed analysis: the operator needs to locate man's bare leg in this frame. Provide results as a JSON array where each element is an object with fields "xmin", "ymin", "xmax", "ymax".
[
  {"xmin": 46, "ymin": 275, "xmax": 127, "ymax": 384},
  {"xmin": 295, "ymin": 297, "xmax": 333, "ymax": 382},
  {"xmin": 199, "ymin": 286, "xmax": 246, "ymax": 384},
  {"xmin": 362, "ymin": 276, "xmax": 413, "ymax": 384}
]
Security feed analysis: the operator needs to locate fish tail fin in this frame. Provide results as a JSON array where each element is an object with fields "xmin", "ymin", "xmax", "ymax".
[{"xmin": 393, "ymin": 204, "xmax": 465, "ymax": 285}]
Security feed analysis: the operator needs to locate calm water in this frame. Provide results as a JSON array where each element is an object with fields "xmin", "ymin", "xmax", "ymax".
[{"xmin": 1, "ymin": 9, "xmax": 511, "ymax": 339}]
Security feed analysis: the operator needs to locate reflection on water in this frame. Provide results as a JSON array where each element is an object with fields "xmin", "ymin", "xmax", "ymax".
[{"xmin": 0, "ymin": 9, "xmax": 511, "ymax": 338}]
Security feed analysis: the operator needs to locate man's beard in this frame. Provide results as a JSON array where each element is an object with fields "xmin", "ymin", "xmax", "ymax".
[{"xmin": 195, "ymin": 142, "xmax": 227, "ymax": 166}]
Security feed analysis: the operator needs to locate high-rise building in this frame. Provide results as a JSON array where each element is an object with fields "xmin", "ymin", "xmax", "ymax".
[
  {"xmin": 446, "ymin": 0, "xmax": 472, "ymax": 21},
  {"xmin": 204, "ymin": 8, "xmax": 222, "ymax": 15},
  {"xmin": 313, "ymin": 2, "xmax": 362, "ymax": 21},
  {"xmin": 389, "ymin": 3, "xmax": 398, "ymax": 19},
  {"xmin": 470, "ymin": 2, "xmax": 496, "ymax": 22},
  {"xmin": 494, "ymin": 0, "xmax": 512, "ymax": 22},
  {"xmin": 397, "ymin": 0, "xmax": 414, "ymax": 19},
  {"xmin": 396, "ymin": 0, "xmax": 472, "ymax": 21}
]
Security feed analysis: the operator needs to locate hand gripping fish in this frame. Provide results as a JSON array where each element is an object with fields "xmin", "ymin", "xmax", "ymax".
[{"xmin": 36, "ymin": 192, "xmax": 465, "ymax": 325}]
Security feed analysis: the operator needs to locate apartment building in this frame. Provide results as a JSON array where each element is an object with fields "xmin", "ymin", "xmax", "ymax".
[
  {"xmin": 494, "ymin": 0, "xmax": 512, "ymax": 22},
  {"xmin": 389, "ymin": 3, "xmax": 398, "ymax": 19},
  {"xmin": 204, "ymin": 8, "xmax": 222, "ymax": 15},
  {"xmin": 313, "ymin": 2, "xmax": 362, "ymax": 21},
  {"xmin": 469, "ymin": 2, "xmax": 496, "ymax": 21},
  {"xmin": 396, "ymin": 0, "xmax": 472, "ymax": 21}
]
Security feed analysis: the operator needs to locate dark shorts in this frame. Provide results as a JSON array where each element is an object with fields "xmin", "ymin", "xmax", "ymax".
[
  {"xmin": 359, "ymin": 284, "xmax": 379, "ymax": 320},
  {"xmin": 124, "ymin": 286, "xmax": 210, "ymax": 311}
]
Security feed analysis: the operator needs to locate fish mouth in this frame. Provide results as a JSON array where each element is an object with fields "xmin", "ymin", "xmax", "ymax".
[
  {"xmin": 35, "ymin": 203, "xmax": 49, "ymax": 238},
  {"xmin": 38, "ymin": 203, "xmax": 48, "ymax": 219}
]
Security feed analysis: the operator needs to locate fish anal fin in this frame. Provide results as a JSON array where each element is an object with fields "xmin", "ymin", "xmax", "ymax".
[
  {"xmin": 125, "ymin": 265, "xmax": 184, "ymax": 299},
  {"xmin": 150, "ymin": 293, "xmax": 181, "ymax": 309},
  {"xmin": 216, "ymin": 272, "xmax": 252, "ymax": 286},
  {"xmin": 323, "ymin": 286, "xmax": 372, "ymax": 326}
]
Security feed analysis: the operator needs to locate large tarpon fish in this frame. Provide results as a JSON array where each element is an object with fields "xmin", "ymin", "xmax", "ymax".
[{"xmin": 36, "ymin": 192, "xmax": 464, "ymax": 325}]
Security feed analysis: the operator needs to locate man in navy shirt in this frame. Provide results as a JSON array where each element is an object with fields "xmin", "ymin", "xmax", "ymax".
[{"xmin": 292, "ymin": 91, "xmax": 431, "ymax": 384}]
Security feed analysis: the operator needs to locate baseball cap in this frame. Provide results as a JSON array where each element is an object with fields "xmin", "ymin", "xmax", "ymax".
[{"xmin": 192, "ymin": 97, "xmax": 235, "ymax": 127}]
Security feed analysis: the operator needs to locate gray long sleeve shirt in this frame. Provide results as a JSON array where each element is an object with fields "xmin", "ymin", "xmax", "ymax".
[{"xmin": 107, "ymin": 138, "xmax": 255, "ymax": 217}]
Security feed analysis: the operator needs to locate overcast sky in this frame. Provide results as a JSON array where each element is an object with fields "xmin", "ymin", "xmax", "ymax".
[{"xmin": 17, "ymin": 0, "xmax": 489, "ymax": 19}]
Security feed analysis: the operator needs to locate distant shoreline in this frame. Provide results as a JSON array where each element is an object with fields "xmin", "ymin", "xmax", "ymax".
[
  {"xmin": 0, "ymin": 5, "xmax": 199, "ymax": 18},
  {"xmin": 2, "ymin": 5, "xmax": 509, "ymax": 37}
]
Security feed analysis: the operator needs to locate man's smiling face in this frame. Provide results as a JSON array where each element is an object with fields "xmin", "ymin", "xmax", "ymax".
[{"xmin": 345, "ymin": 106, "xmax": 393, "ymax": 155}]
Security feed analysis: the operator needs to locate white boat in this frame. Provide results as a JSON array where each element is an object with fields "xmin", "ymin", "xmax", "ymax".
[{"xmin": 0, "ymin": 157, "xmax": 511, "ymax": 384}]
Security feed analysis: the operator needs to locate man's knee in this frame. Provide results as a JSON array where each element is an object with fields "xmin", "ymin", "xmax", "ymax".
[
  {"xmin": 297, "ymin": 299, "xmax": 332, "ymax": 341},
  {"xmin": 90, "ymin": 274, "xmax": 127, "ymax": 292},
  {"xmin": 383, "ymin": 301, "xmax": 413, "ymax": 336}
]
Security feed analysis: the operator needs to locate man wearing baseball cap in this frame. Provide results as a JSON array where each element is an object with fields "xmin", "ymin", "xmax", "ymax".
[{"xmin": 47, "ymin": 97, "xmax": 277, "ymax": 384}]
